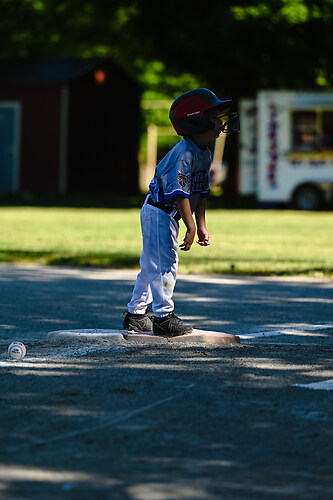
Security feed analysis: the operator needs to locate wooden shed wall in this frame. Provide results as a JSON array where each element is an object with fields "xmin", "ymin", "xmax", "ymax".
[{"xmin": 0, "ymin": 85, "xmax": 61, "ymax": 192}]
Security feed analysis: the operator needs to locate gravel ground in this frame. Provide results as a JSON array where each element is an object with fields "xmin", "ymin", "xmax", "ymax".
[{"xmin": 0, "ymin": 264, "xmax": 332, "ymax": 500}]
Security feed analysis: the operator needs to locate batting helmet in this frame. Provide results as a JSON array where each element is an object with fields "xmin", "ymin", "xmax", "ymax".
[{"xmin": 169, "ymin": 88, "xmax": 236, "ymax": 136}]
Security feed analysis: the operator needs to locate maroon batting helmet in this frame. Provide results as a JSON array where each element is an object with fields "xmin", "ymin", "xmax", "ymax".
[{"xmin": 169, "ymin": 88, "xmax": 238, "ymax": 136}]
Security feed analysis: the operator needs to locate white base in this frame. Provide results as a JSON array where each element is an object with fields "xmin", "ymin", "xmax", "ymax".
[
  {"xmin": 47, "ymin": 328, "xmax": 240, "ymax": 345},
  {"xmin": 47, "ymin": 329, "xmax": 125, "ymax": 342}
]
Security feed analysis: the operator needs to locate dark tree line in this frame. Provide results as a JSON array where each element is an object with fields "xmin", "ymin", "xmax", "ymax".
[{"xmin": 1, "ymin": 0, "xmax": 332, "ymax": 99}]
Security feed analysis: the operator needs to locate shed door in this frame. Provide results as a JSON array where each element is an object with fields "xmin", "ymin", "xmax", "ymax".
[{"xmin": 0, "ymin": 103, "xmax": 20, "ymax": 192}]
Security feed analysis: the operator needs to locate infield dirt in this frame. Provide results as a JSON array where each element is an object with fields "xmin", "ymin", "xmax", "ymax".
[{"xmin": 0, "ymin": 265, "xmax": 332, "ymax": 499}]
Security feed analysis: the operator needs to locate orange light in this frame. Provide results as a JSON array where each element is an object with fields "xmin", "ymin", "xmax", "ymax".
[{"xmin": 94, "ymin": 69, "xmax": 107, "ymax": 85}]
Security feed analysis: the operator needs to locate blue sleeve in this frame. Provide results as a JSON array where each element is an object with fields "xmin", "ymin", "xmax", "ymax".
[{"xmin": 162, "ymin": 152, "xmax": 192, "ymax": 199}]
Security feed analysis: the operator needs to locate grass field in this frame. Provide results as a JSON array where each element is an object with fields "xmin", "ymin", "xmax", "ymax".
[{"xmin": 0, "ymin": 207, "xmax": 332, "ymax": 277}]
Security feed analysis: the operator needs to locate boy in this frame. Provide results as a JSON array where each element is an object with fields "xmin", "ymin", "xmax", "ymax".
[{"xmin": 123, "ymin": 88, "xmax": 239, "ymax": 336}]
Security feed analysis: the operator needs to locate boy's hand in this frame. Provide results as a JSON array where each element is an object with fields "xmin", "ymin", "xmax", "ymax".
[
  {"xmin": 196, "ymin": 227, "xmax": 211, "ymax": 246},
  {"xmin": 179, "ymin": 227, "xmax": 196, "ymax": 251},
  {"xmin": 174, "ymin": 195, "xmax": 196, "ymax": 252}
]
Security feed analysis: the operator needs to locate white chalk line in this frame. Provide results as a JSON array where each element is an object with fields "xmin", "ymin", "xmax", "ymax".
[
  {"xmin": 293, "ymin": 379, "xmax": 333, "ymax": 391},
  {"xmin": 10, "ymin": 383, "xmax": 196, "ymax": 451},
  {"xmin": 239, "ymin": 323, "xmax": 333, "ymax": 340}
]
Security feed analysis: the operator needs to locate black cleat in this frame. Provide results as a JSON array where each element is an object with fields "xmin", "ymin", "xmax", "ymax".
[
  {"xmin": 123, "ymin": 310, "xmax": 153, "ymax": 332},
  {"xmin": 153, "ymin": 312, "xmax": 193, "ymax": 337}
]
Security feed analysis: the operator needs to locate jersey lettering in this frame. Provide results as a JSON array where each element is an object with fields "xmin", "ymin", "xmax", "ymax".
[{"xmin": 191, "ymin": 171, "xmax": 208, "ymax": 192}]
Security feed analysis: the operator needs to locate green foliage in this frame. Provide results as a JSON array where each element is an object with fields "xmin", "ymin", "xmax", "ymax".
[
  {"xmin": 1, "ymin": 0, "xmax": 333, "ymax": 96},
  {"xmin": 137, "ymin": 60, "xmax": 203, "ymax": 100},
  {"xmin": 230, "ymin": 1, "xmax": 322, "ymax": 24}
]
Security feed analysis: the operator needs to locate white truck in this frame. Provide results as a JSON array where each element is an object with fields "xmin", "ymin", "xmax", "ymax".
[{"xmin": 239, "ymin": 91, "xmax": 333, "ymax": 209}]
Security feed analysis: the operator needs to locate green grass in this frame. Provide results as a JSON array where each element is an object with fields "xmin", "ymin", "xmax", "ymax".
[{"xmin": 0, "ymin": 207, "xmax": 332, "ymax": 278}]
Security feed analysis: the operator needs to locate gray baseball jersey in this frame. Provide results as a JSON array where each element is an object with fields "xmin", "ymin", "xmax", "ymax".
[{"xmin": 149, "ymin": 137, "xmax": 212, "ymax": 212}]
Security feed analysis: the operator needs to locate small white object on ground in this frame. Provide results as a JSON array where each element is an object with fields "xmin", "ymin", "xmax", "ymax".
[{"xmin": 8, "ymin": 342, "xmax": 26, "ymax": 360}]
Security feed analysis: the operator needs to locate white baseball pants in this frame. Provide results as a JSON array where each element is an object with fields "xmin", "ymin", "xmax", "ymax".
[{"xmin": 127, "ymin": 200, "xmax": 179, "ymax": 317}]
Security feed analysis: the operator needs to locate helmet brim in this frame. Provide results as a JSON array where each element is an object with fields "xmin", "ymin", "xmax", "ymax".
[{"xmin": 206, "ymin": 100, "xmax": 233, "ymax": 115}]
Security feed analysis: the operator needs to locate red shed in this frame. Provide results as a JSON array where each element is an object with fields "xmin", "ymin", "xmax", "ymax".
[{"xmin": 0, "ymin": 58, "xmax": 141, "ymax": 195}]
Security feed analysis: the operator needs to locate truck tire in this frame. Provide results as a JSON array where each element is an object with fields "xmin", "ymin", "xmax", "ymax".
[{"xmin": 292, "ymin": 184, "xmax": 323, "ymax": 211}]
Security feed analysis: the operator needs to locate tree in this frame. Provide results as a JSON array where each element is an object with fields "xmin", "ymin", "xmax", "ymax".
[
  {"xmin": 1, "ymin": 0, "xmax": 332, "ymax": 99},
  {"xmin": 133, "ymin": 0, "xmax": 333, "ymax": 98}
]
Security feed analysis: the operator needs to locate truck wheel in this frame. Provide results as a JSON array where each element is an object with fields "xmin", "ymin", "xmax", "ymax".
[{"xmin": 292, "ymin": 184, "xmax": 323, "ymax": 211}]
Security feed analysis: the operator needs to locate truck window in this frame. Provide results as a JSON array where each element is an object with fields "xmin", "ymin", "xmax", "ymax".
[
  {"xmin": 321, "ymin": 111, "xmax": 333, "ymax": 150},
  {"xmin": 292, "ymin": 110, "xmax": 333, "ymax": 152},
  {"xmin": 292, "ymin": 111, "xmax": 318, "ymax": 152}
]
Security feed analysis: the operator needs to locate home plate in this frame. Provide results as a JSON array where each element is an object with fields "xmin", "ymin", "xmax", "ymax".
[{"xmin": 124, "ymin": 329, "xmax": 240, "ymax": 345}]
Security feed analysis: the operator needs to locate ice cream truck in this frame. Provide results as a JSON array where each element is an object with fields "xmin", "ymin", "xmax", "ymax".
[{"xmin": 239, "ymin": 91, "xmax": 333, "ymax": 209}]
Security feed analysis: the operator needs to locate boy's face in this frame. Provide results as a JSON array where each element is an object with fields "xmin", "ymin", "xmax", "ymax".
[
  {"xmin": 190, "ymin": 108, "xmax": 237, "ymax": 147},
  {"xmin": 205, "ymin": 109, "xmax": 226, "ymax": 138},
  {"xmin": 193, "ymin": 109, "xmax": 225, "ymax": 144}
]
